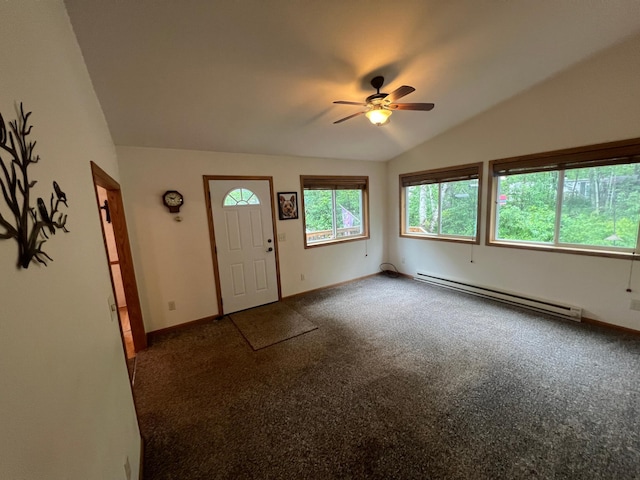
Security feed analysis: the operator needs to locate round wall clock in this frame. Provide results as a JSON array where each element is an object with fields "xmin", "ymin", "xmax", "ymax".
[{"xmin": 162, "ymin": 190, "xmax": 184, "ymax": 213}]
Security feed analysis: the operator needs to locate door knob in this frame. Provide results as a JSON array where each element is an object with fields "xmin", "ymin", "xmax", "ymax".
[{"xmin": 266, "ymin": 247, "xmax": 273, "ymax": 252}]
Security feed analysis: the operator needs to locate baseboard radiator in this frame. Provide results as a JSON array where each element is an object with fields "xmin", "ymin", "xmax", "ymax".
[{"xmin": 414, "ymin": 271, "xmax": 582, "ymax": 321}]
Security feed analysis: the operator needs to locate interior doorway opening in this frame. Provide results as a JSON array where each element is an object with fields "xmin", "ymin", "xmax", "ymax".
[
  {"xmin": 91, "ymin": 162, "xmax": 147, "ymax": 379},
  {"xmin": 97, "ymin": 185, "xmax": 135, "ymax": 359}
]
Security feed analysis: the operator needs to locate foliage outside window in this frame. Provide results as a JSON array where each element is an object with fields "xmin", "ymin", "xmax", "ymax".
[
  {"xmin": 488, "ymin": 138, "xmax": 640, "ymax": 258},
  {"xmin": 400, "ymin": 163, "xmax": 482, "ymax": 243},
  {"xmin": 300, "ymin": 176, "xmax": 369, "ymax": 247}
]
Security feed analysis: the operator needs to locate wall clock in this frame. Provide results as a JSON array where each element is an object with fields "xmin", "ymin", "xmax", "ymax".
[{"xmin": 162, "ymin": 190, "xmax": 184, "ymax": 213}]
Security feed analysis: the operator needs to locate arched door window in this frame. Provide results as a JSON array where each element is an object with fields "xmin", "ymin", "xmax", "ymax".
[{"xmin": 223, "ymin": 188, "xmax": 260, "ymax": 206}]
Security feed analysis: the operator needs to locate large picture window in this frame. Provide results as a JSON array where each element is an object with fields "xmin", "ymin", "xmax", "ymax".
[
  {"xmin": 488, "ymin": 138, "xmax": 640, "ymax": 258},
  {"xmin": 400, "ymin": 163, "xmax": 482, "ymax": 243},
  {"xmin": 300, "ymin": 175, "xmax": 369, "ymax": 247}
]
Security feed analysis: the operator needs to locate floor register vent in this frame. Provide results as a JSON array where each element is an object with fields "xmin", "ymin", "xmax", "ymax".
[{"xmin": 414, "ymin": 271, "xmax": 582, "ymax": 321}]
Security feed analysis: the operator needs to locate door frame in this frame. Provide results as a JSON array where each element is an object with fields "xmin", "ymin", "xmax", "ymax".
[
  {"xmin": 91, "ymin": 161, "xmax": 147, "ymax": 352},
  {"xmin": 203, "ymin": 175, "xmax": 282, "ymax": 316}
]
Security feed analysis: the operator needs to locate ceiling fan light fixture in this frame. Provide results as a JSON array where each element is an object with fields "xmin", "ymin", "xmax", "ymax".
[
  {"xmin": 366, "ymin": 107, "xmax": 392, "ymax": 126},
  {"xmin": 333, "ymin": 76, "xmax": 433, "ymax": 125}
]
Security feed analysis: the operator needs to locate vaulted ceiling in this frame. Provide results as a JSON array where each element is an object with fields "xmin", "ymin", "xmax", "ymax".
[{"xmin": 64, "ymin": 0, "xmax": 640, "ymax": 162}]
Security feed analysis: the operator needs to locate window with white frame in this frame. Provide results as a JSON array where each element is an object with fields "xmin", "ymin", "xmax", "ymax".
[
  {"xmin": 400, "ymin": 163, "xmax": 482, "ymax": 242},
  {"xmin": 300, "ymin": 175, "xmax": 369, "ymax": 247},
  {"xmin": 488, "ymin": 138, "xmax": 640, "ymax": 257}
]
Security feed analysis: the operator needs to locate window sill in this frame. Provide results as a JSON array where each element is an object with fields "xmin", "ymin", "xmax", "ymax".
[
  {"xmin": 400, "ymin": 233, "xmax": 479, "ymax": 245},
  {"xmin": 304, "ymin": 234, "xmax": 369, "ymax": 249},
  {"xmin": 487, "ymin": 240, "xmax": 639, "ymax": 260}
]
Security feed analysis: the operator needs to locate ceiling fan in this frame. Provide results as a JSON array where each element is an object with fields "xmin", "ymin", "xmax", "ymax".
[{"xmin": 333, "ymin": 76, "xmax": 435, "ymax": 126}]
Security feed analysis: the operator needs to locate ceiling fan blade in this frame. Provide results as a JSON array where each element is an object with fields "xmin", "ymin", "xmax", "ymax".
[
  {"xmin": 388, "ymin": 102, "xmax": 435, "ymax": 111},
  {"xmin": 333, "ymin": 101, "xmax": 368, "ymax": 106},
  {"xmin": 384, "ymin": 85, "xmax": 415, "ymax": 103},
  {"xmin": 333, "ymin": 111, "xmax": 366, "ymax": 124}
]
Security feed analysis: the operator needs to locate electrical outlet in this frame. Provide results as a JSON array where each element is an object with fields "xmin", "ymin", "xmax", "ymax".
[
  {"xmin": 124, "ymin": 456, "xmax": 131, "ymax": 480},
  {"xmin": 401, "ymin": 257, "xmax": 405, "ymax": 264},
  {"xmin": 630, "ymin": 299, "xmax": 640, "ymax": 311},
  {"xmin": 168, "ymin": 300, "xmax": 176, "ymax": 311},
  {"xmin": 300, "ymin": 273, "xmax": 305, "ymax": 281}
]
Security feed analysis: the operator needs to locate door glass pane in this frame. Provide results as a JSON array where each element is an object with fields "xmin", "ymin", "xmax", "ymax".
[
  {"xmin": 560, "ymin": 165, "xmax": 640, "ymax": 248},
  {"xmin": 496, "ymin": 171, "xmax": 558, "ymax": 243},
  {"xmin": 224, "ymin": 188, "xmax": 260, "ymax": 206}
]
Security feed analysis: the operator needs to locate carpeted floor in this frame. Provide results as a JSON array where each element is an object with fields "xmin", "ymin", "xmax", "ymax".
[{"xmin": 134, "ymin": 275, "xmax": 640, "ymax": 480}]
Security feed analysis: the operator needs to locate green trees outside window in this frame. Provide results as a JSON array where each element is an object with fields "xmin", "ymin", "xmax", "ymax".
[
  {"xmin": 489, "ymin": 137, "xmax": 640, "ymax": 257},
  {"xmin": 496, "ymin": 172, "xmax": 558, "ymax": 243},
  {"xmin": 406, "ymin": 180, "xmax": 478, "ymax": 237},
  {"xmin": 303, "ymin": 189, "xmax": 363, "ymax": 243},
  {"xmin": 496, "ymin": 165, "xmax": 640, "ymax": 250},
  {"xmin": 400, "ymin": 162, "xmax": 482, "ymax": 242},
  {"xmin": 300, "ymin": 175, "xmax": 369, "ymax": 247}
]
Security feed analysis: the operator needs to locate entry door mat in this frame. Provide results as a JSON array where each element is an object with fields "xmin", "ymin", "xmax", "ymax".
[{"xmin": 229, "ymin": 302, "xmax": 318, "ymax": 350}]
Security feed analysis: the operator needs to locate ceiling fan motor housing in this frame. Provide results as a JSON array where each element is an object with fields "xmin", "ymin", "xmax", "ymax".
[
  {"xmin": 332, "ymin": 75, "xmax": 434, "ymax": 125},
  {"xmin": 366, "ymin": 93, "xmax": 388, "ymax": 106}
]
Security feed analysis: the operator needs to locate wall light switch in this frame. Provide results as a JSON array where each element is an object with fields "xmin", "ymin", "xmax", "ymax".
[
  {"xmin": 108, "ymin": 295, "xmax": 118, "ymax": 322},
  {"xmin": 277, "ymin": 233, "xmax": 286, "ymax": 242},
  {"xmin": 124, "ymin": 456, "xmax": 131, "ymax": 480}
]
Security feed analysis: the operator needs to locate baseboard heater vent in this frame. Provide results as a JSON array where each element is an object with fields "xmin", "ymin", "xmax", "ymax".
[{"xmin": 414, "ymin": 271, "xmax": 582, "ymax": 321}]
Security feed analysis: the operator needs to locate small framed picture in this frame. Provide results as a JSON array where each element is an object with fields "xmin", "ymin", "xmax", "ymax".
[{"xmin": 277, "ymin": 192, "xmax": 298, "ymax": 220}]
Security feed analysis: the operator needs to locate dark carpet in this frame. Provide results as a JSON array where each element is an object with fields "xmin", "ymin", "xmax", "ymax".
[
  {"xmin": 229, "ymin": 301, "xmax": 317, "ymax": 350},
  {"xmin": 134, "ymin": 274, "xmax": 640, "ymax": 480}
]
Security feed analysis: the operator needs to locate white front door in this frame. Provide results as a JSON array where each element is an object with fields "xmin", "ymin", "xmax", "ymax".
[{"xmin": 210, "ymin": 179, "xmax": 279, "ymax": 314}]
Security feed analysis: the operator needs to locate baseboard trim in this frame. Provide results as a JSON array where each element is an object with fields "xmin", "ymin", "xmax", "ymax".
[
  {"xmin": 148, "ymin": 315, "xmax": 220, "ymax": 341},
  {"xmin": 148, "ymin": 274, "xmax": 383, "ymax": 337},
  {"xmin": 404, "ymin": 272, "xmax": 639, "ymax": 335},
  {"xmin": 282, "ymin": 272, "xmax": 382, "ymax": 301},
  {"xmin": 144, "ymin": 278, "xmax": 640, "ymax": 339},
  {"xmin": 582, "ymin": 316, "xmax": 640, "ymax": 336}
]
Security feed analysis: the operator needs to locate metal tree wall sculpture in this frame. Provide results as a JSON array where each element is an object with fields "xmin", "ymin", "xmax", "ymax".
[{"xmin": 0, "ymin": 103, "xmax": 69, "ymax": 268}]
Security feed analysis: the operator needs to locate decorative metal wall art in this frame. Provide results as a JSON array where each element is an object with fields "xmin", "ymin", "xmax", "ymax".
[{"xmin": 0, "ymin": 103, "xmax": 69, "ymax": 268}]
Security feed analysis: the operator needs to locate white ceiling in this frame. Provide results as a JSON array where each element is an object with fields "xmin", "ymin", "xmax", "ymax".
[{"xmin": 64, "ymin": 0, "xmax": 640, "ymax": 162}]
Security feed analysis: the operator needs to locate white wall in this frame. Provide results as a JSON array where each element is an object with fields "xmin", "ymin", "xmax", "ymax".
[
  {"xmin": 387, "ymin": 32, "xmax": 640, "ymax": 331},
  {"xmin": 0, "ymin": 2, "xmax": 140, "ymax": 479},
  {"xmin": 117, "ymin": 147, "xmax": 386, "ymax": 332}
]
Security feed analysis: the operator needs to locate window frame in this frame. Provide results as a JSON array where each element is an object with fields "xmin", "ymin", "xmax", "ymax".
[
  {"xmin": 486, "ymin": 137, "xmax": 640, "ymax": 259},
  {"xmin": 399, "ymin": 162, "xmax": 483, "ymax": 244},
  {"xmin": 300, "ymin": 175, "xmax": 370, "ymax": 248}
]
